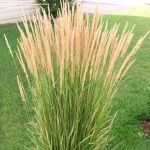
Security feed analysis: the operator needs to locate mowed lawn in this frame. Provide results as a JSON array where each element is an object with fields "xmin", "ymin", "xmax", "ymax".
[{"xmin": 0, "ymin": 15, "xmax": 150, "ymax": 149}]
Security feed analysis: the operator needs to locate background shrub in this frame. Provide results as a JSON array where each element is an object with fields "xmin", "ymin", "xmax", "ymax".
[{"xmin": 37, "ymin": 0, "xmax": 75, "ymax": 17}]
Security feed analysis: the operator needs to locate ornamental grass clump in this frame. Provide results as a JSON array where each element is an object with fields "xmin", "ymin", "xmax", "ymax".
[{"xmin": 6, "ymin": 3, "xmax": 148, "ymax": 150}]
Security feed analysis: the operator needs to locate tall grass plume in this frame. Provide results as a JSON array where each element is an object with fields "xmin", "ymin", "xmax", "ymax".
[{"xmin": 6, "ymin": 3, "xmax": 148, "ymax": 149}]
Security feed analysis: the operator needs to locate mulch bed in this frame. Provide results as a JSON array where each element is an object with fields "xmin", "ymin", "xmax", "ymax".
[{"xmin": 141, "ymin": 119, "xmax": 150, "ymax": 137}]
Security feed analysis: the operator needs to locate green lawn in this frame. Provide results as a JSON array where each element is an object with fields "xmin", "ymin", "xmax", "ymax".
[{"xmin": 0, "ymin": 15, "xmax": 150, "ymax": 149}]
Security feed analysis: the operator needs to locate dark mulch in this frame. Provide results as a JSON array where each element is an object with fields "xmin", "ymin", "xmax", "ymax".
[{"xmin": 141, "ymin": 119, "xmax": 150, "ymax": 137}]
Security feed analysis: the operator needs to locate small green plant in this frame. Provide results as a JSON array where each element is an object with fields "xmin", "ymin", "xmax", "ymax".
[
  {"xmin": 37, "ymin": 0, "xmax": 74, "ymax": 18},
  {"xmin": 6, "ymin": 3, "xmax": 148, "ymax": 150}
]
